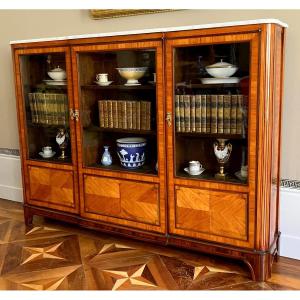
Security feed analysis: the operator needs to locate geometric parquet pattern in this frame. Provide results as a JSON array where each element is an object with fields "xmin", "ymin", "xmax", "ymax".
[{"xmin": 0, "ymin": 199, "xmax": 299, "ymax": 290}]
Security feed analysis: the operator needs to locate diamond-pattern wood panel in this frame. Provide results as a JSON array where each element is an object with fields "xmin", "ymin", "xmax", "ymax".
[
  {"xmin": 28, "ymin": 166, "xmax": 75, "ymax": 210},
  {"xmin": 175, "ymin": 186, "xmax": 248, "ymax": 240},
  {"xmin": 84, "ymin": 176, "xmax": 159, "ymax": 225}
]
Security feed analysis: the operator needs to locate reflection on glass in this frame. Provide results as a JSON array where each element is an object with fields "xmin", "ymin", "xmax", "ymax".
[
  {"xmin": 20, "ymin": 53, "xmax": 72, "ymax": 164},
  {"xmin": 174, "ymin": 42, "xmax": 250, "ymax": 184},
  {"xmin": 77, "ymin": 49, "xmax": 158, "ymax": 175}
]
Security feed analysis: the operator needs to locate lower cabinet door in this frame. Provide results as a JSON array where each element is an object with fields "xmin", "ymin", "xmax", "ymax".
[
  {"xmin": 27, "ymin": 165, "xmax": 78, "ymax": 213},
  {"xmin": 82, "ymin": 175, "xmax": 164, "ymax": 233},
  {"xmin": 170, "ymin": 185, "xmax": 253, "ymax": 248}
]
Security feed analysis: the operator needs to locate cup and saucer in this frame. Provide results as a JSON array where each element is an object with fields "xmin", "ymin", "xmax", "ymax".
[
  {"xmin": 184, "ymin": 160, "xmax": 205, "ymax": 176},
  {"xmin": 39, "ymin": 146, "xmax": 56, "ymax": 158}
]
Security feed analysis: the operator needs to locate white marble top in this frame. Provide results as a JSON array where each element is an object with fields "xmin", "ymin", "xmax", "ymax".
[{"xmin": 10, "ymin": 19, "xmax": 288, "ymax": 45}]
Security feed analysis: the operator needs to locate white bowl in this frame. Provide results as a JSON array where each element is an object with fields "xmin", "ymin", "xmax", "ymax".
[
  {"xmin": 47, "ymin": 66, "xmax": 67, "ymax": 81},
  {"xmin": 206, "ymin": 66, "xmax": 238, "ymax": 78},
  {"xmin": 205, "ymin": 60, "xmax": 238, "ymax": 78},
  {"xmin": 116, "ymin": 67, "xmax": 147, "ymax": 85}
]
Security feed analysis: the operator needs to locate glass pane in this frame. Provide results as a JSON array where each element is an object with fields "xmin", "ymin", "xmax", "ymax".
[
  {"xmin": 174, "ymin": 42, "xmax": 250, "ymax": 184},
  {"xmin": 20, "ymin": 52, "xmax": 72, "ymax": 164},
  {"xmin": 78, "ymin": 49, "xmax": 158, "ymax": 175}
]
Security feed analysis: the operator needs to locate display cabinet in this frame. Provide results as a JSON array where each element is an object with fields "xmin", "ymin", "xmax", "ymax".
[{"xmin": 11, "ymin": 20, "xmax": 286, "ymax": 281}]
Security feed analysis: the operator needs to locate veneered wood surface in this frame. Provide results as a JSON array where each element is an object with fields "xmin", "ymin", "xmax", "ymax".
[
  {"xmin": 27, "ymin": 166, "xmax": 78, "ymax": 213},
  {"xmin": 174, "ymin": 186, "xmax": 248, "ymax": 241},
  {"xmin": 82, "ymin": 175, "xmax": 163, "ymax": 232}
]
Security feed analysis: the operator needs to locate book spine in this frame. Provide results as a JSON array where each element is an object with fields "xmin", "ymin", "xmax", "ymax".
[
  {"xmin": 195, "ymin": 94, "xmax": 202, "ymax": 132},
  {"xmin": 59, "ymin": 94, "xmax": 65, "ymax": 125},
  {"xmin": 28, "ymin": 93, "xmax": 35, "ymax": 123},
  {"xmin": 122, "ymin": 101, "xmax": 127, "ymax": 129},
  {"xmin": 99, "ymin": 101, "xmax": 104, "ymax": 127},
  {"xmin": 141, "ymin": 101, "xmax": 147, "ymax": 130},
  {"xmin": 127, "ymin": 101, "xmax": 133, "ymax": 129},
  {"xmin": 146, "ymin": 101, "xmax": 151, "ymax": 130},
  {"xmin": 53, "ymin": 94, "xmax": 58, "ymax": 125},
  {"xmin": 184, "ymin": 94, "xmax": 191, "ymax": 132},
  {"xmin": 210, "ymin": 95, "xmax": 218, "ymax": 134},
  {"xmin": 217, "ymin": 95, "xmax": 224, "ymax": 133},
  {"xmin": 190, "ymin": 95, "xmax": 196, "ymax": 132},
  {"xmin": 132, "ymin": 101, "xmax": 137, "ymax": 129},
  {"xmin": 112, "ymin": 100, "xmax": 118, "ymax": 128},
  {"xmin": 64, "ymin": 94, "xmax": 69, "ymax": 126},
  {"xmin": 223, "ymin": 95, "xmax": 231, "ymax": 134},
  {"xmin": 201, "ymin": 95, "xmax": 207, "ymax": 133},
  {"xmin": 206, "ymin": 95, "xmax": 211, "ymax": 133},
  {"xmin": 230, "ymin": 95, "xmax": 237, "ymax": 134},
  {"xmin": 243, "ymin": 95, "xmax": 248, "ymax": 133},
  {"xmin": 108, "ymin": 100, "xmax": 113, "ymax": 128},
  {"xmin": 33, "ymin": 93, "xmax": 39, "ymax": 123},
  {"xmin": 47, "ymin": 94, "xmax": 53, "ymax": 125},
  {"xmin": 175, "ymin": 95, "xmax": 181, "ymax": 132},
  {"xmin": 42, "ymin": 94, "xmax": 48, "ymax": 124},
  {"xmin": 237, "ymin": 95, "xmax": 244, "ymax": 134},
  {"xmin": 103, "ymin": 101, "xmax": 108, "ymax": 128},
  {"xmin": 136, "ymin": 101, "xmax": 141, "ymax": 130},
  {"xmin": 179, "ymin": 95, "xmax": 185, "ymax": 132},
  {"xmin": 117, "ymin": 101, "xmax": 123, "ymax": 129}
]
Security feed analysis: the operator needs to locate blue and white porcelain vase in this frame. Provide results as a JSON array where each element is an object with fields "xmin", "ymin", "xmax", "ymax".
[
  {"xmin": 116, "ymin": 137, "xmax": 146, "ymax": 169},
  {"xmin": 101, "ymin": 145, "xmax": 112, "ymax": 166}
]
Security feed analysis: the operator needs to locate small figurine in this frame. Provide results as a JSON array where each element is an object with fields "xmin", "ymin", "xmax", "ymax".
[{"xmin": 56, "ymin": 128, "xmax": 69, "ymax": 159}]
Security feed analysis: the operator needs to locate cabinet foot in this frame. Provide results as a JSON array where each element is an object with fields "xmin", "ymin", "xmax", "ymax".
[{"xmin": 24, "ymin": 206, "xmax": 33, "ymax": 226}]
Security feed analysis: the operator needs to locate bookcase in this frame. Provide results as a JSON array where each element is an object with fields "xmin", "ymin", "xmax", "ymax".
[{"xmin": 11, "ymin": 20, "xmax": 286, "ymax": 281}]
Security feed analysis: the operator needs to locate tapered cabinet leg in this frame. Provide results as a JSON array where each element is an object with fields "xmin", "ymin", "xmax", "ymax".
[
  {"xmin": 244, "ymin": 253, "xmax": 272, "ymax": 282},
  {"xmin": 24, "ymin": 206, "xmax": 33, "ymax": 226}
]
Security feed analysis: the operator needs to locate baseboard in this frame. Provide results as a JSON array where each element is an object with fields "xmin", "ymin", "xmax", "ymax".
[
  {"xmin": 0, "ymin": 184, "xmax": 23, "ymax": 203},
  {"xmin": 0, "ymin": 152, "xmax": 23, "ymax": 202},
  {"xmin": 279, "ymin": 187, "xmax": 300, "ymax": 260}
]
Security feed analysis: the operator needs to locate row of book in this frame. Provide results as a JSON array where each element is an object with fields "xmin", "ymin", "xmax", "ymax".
[
  {"xmin": 175, "ymin": 94, "xmax": 248, "ymax": 134},
  {"xmin": 98, "ymin": 100, "xmax": 151, "ymax": 130},
  {"xmin": 28, "ymin": 93, "xmax": 69, "ymax": 126}
]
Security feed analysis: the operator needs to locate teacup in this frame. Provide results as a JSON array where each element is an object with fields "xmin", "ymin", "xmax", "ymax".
[
  {"xmin": 96, "ymin": 73, "xmax": 108, "ymax": 83},
  {"xmin": 189, "ymin": 160, "xmax": 202, "ymax": 174},
  {"xmin": 42, "ymin": 146, "xmax": 52, "ymax": 155},
  {"xmin": 241, "ymin": 165, "xmax": 248, "ymax": 177}
]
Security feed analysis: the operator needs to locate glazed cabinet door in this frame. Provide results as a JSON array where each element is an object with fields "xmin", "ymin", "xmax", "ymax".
[
  {"xmin": 13, "ymin": 46, "xmax": 79, "ymax": 213},
  {"xmin": 71, "ymin": 38, "xmax": 166, "ymax": 233},
  {"xmin": 165, "ymin": 30, "xmax": 260, "ymax": 247}
]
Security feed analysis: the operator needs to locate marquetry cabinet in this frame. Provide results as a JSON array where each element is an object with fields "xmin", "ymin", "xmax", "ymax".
[{"xmin": 11, "ymin": 20, "xmax": 286, "ymax": 281}]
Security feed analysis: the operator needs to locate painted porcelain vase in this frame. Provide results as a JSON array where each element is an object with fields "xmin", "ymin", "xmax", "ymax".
[
  {"xmin": 101, "ymin": 145, "xmax": 112, "ymax": 166},
  {"xmin": 116, "ymin": 137, "xmax": 146, "ymax": 169}
]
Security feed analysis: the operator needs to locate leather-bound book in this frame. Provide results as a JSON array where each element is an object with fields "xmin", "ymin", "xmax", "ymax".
[
  {"xmin": 112, "ymin": 100, "xmax": 118, "ymax": 128},
  {"xmin": 223, "ymin": 95, "xmax": 231, "ymax": 134},
  {"xmin": 230, "ymin": 95, "xmax": 237, "ymax": 134},
  {"xmin": 217, "ymin": 95, "xmax": 224, "ymax": 133},
  {"xmin": 206, "ymin": 95, "xmax": 211, "ymax": 133},
  {"xmin": 210, "ymin": 95, "xmax": 218, "ymax": 133},
  {"xmin": 121, "ymin": 101, "xmax": 127, "ymax": 129},
  {"xmin": 201, "ymin": 95, "xmax": 207, "ymax": 133},
  {"xmin": 126, "ymin": 101, "xmax": 133, "ymax": 129},
  {"xmin": 195, "ymin": 94, "xmax": 202, "ymax": 132},
  {"xmin": 132, "ymin": 101, "xmax": 137, "ymax": 129},
  {"xmin": 136, "ymin": 101, "xmax": 141, "ymax": 130},
  {"xmin": 179, "ymin": 95, "xmax": 185, "ymax": 132},
  {"xmin": 184, "ymin": 94, "xmax": 191, "ymax": 132},
  {"xmin": 98, "ymin": 100, "xmax": 105, "ymax": 128},
  {"xmin": 175, "ymin": 94, "xmax": 181, "ymax": 132},
  {"xmin": 190, "ymin": 95, "xmax": 196, "ymax": 132}
]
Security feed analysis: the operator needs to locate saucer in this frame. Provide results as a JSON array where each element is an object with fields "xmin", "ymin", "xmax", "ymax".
[
  {"xmin": 200, "ymin": 77, "xmax": 240, "ymax": 84},
  {"xmin": 43, "ymin": 79, "xmax": 67, "ymax": 86},
  {"xmin": 94, "ymin": 81, "xmax": 113, "ymax": 86},
  {"xmin": 184, "ymin": 167, "xmax": 205, "ymax": 176},
  {"xmin": 39, "ymin": 151, "xmax": 56, "ymax": 158}
]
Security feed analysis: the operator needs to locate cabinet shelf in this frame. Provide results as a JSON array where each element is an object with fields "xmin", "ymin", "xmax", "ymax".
[
  {"xmin": 176, "ymin": 169, "xmax": 247, "ymax": 184},
  {"xmin": 175, "ymin": 83, "xmax": 241, "ymax": 89},
  {"xmin": 84, "ymin": 125, "xmax": 156, "ymax": 136},
  {"xmin": 87, "ymin": 162, "xmax": 157, "ymax": 175},
  {"xmin": 81, "ymin": 84, "xmax": 156, "ymax": 90},
  {"xmin": 175, "ymin": 131, "xmax": 246, "ymax": 139}
]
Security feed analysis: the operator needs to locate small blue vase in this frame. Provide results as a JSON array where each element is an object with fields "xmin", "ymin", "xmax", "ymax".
[{"xmin": 101, "ymin": 146, "xmax": 112, "ymax": 166}]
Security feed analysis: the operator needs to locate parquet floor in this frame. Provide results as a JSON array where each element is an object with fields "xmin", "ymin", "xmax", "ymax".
[{"xmin": 0, "ymin": 198, "xmax": 299, "ymax": 290}]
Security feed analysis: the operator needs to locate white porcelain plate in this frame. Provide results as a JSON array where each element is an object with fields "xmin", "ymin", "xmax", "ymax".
[
  {"xmin": 43, "ymin": 79, "xmax": 67, "ymax": 86},
  {"xmin": 184, "ymin": 167, "xmax": 205, "ymax": 176},
  {"xmin": 94, "ymin": 81, "xmax": 113, "ymax": 86},
  {"xmin": 200, "ymin": 77, "xmax": 240, "ymax": 84},
  {"xmin": 39, "ymin": 151, "xmax": 56, "ymax": 158}
]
